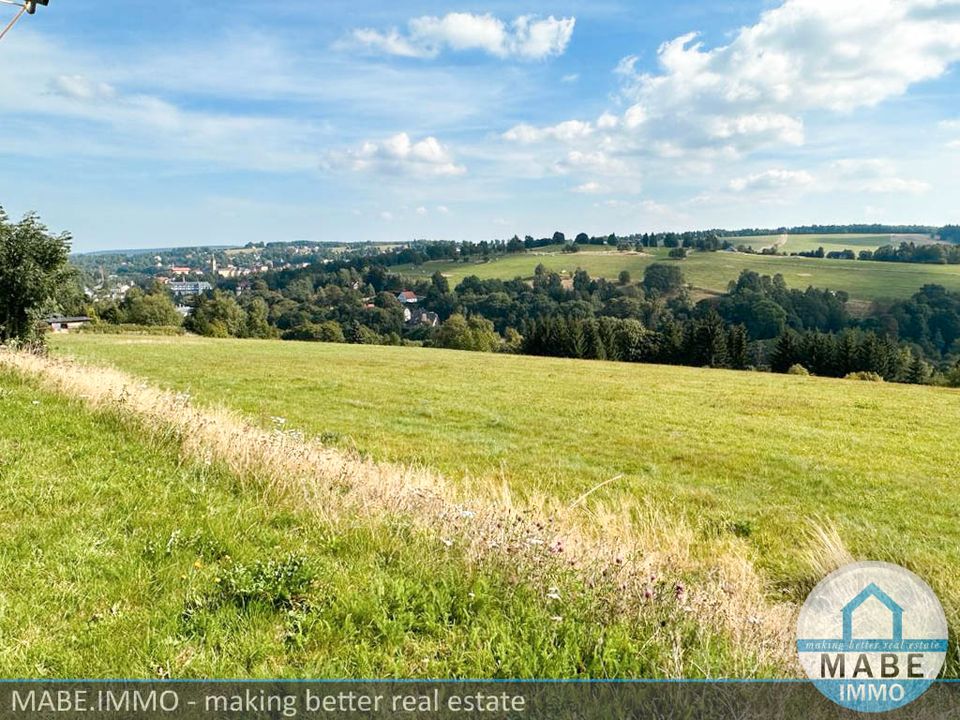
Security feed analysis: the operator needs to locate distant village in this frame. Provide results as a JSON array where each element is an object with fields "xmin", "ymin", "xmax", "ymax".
[{"xmin": 72, "ymin": 242, "xmax": 350, "ymax": 304}]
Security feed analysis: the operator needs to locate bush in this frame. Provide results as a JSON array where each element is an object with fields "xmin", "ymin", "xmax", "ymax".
[
  {"xmin": 282, "ymin": 321, "xmax": 345, "ymax": 343},
  {"xmin": 642, "ymin": 264, "xmax": 685, "ymax": 295},
  {"xmin": 787, "ymin": 363, "xmax": 810, "ymax": 376},
  {"xmin": 433, "ymin": 314, "xmax": 501, "ymax": 352},
  {"xmin": 844, "ymin": 371, "xmax": 884, "ymax": 382},
  {"xmin": 79, "ymin": 323, "xmax": 185, "ymax": 336}
]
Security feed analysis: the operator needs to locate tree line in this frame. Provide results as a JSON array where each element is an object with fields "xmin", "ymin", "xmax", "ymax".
[{"xmin": 5, "ymin": 205, "xmax": 960, "ymax": 387}]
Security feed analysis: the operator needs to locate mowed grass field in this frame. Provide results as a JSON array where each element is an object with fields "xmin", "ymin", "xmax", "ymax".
[
  {"xmin": 726, "ymin": 233, "xmax": 929, "ymax": 254},
  {"xmin": 54, "ymin": 335, "xmax": 960, "ymax": 633},
  {"xmin": 398, "ymin": 244, "xmax": 960, "ymax": 301},
  {"xmin": 1, "ymin": 366, "xmax": 750, "ymax": 678}
]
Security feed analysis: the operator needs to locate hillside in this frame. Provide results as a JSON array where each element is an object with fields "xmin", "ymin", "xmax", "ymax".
[
  {"xmin": 397, "ymin": 244, "xmax": 960, "ymax": 302},
  {"xmin": 0, "ymin": 355, "xmax": 769, "ymax": 678},
  {"xmin": 53, "ymin": 334, "xmax": 960, "ymax": 650}
]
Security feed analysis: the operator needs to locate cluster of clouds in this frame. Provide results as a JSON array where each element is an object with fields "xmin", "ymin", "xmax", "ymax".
[
  {"xmin": 727, "ymin": 159, "xmax": 930, "ymax": 197},
  {"xmin": 6, "ymin": 0, "xmax": 959, "ymax": 228},
  {"xmin": 502, "ymin": 0, "xmax": 960, "ymax": 197},
  {"xmin": 324, "ymin": 132, "xmax": 465, "ymax": 177},
  {"xmin": 348, "ymin": 12, "xmax": 575, "ymax": 60},
  {"xmin": 0, "ymin": 32, "xmax": 324, "ymax": 173}
]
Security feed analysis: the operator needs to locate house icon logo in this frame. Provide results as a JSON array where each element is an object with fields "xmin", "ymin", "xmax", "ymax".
[
  {"xmin": 842, "ymin": 583, "xmax": 903, "ymax": 648},
  {"xmin": 797, "ymin": 562, "xmax": 948, "ymax": 713}
]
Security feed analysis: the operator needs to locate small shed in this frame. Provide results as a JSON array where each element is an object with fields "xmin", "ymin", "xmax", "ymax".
[{"xmin": 45, "ymin": 316, "xmax": 92, "ymax": 333}]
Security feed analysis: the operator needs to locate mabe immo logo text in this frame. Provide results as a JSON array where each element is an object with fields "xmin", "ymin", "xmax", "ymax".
[{"xmin": 797, "ymin": 561, "xmax": 947, "ymax": 713}]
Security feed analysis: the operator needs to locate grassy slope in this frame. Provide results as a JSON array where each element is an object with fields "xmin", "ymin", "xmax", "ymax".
[
  {"xmin": 726, "ymin": 233, "xmax": 926, "ymax": 254},
  {"xmin": 0, "ymin": 368, "xmax": 750, "ymax": 678},
  {"xmin": 54, "ymin": 335, "xmax": 960, "ymax": 620},
  {"xmin": 397, "ymin": 246, "xmax": 960, "ymax": 301}
]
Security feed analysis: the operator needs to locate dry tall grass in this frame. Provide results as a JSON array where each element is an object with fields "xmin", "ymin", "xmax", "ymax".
[{"xmin": 1, "ymin": 348, "xmax": 809, "ymax": 676}]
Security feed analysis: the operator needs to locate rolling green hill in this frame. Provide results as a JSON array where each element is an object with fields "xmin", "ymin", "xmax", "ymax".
[
  {"xmin": 397, "ymin": 246, "xmax": 960, "ymax": 302},
  {"xmin": 725, "ymin": 233, "xmax": 930, "ymax": 254},
  {"xmin": 0, "ymin": 362, "xmax": 754, "ymax": 678},
  {"xmin": 52, "ymin": 333, "xmax": 960, "ymax": 653}
]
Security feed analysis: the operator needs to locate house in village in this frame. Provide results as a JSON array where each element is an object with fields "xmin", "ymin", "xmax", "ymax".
[
  {"xmin": 167, "ymin": 281, "xmax": 213, "ymax": 296},
  {"xmin": 393, "ymin": 290, "xmax": 438, "ymax": 326},
  {"xmin": 410, "ymin": 309, "xmax": 440, "ymax": 327},
  {"xmin": 45, "ymin": 316, "xmax": 92, "ymax": 333}
]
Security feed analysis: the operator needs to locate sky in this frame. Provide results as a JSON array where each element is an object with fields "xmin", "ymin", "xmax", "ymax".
[{"xmin": 1, "ymin": 0, "xmax": 960, "ymax": 252}]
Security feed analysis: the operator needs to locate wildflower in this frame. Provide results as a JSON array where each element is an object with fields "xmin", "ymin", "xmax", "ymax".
[
  {"xmin": 31, "ymin": 400, "xmax": 40, "ymax": 406},
  {"xmin": 551, "ymin": 616, "xmax": 563, "ymax": 622},
  {"xmin": 460, "ymin": 509, "xmax": 476, "ymax": 519},
  {"xmin": 674, "ymin": 582, "xmax": 685, "ymax": 600},
  {"xmin": 548, "ymin": 540, "xmax": 564, "ymax": 554},
  {"xmin": 441, "ymin": 538, "xmax": 453, "ymax": 547},
  {"xmin": 643, "ymin": 587, "xmax": 654, "ymax": 600},
  {"xmin": 546, "ymin": 588, "xmax": 561, "ymax": 601},
  {"xmin": 193, "ymin": 559, "xmax": 203, "ymax": 570}
]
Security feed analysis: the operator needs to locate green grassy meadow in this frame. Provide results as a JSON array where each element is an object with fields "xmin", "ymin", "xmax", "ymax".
[
  {"xmin": 53, "ymin": 334, "xmax": 960, "ymax": 635},
  {"xmin": 725, "ymin": 233, "xmax": 928, "ymax": 254},
  {"xmin": 398, "ymin": 245, "xmax": 960, "ymax": 301},
  {"xmin": 0, "ymin": 367, "xmax": 749, "ymax": 678}
]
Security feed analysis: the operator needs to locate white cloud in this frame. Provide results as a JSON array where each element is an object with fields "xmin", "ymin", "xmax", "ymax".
[
  {"xmin": 47, "ymin": 75, "xmax": 117, "ymax": 102},
  {"xmin": 572, "ymin": 181, "xmax": 604, "ymax": 194},
  {"xmin": 327, "ymin": 132, "xmax": 466, "ymax": 177},
  {"xmin": 416, "ymin": 206, "xmax": 428, "ymax": 216},
  {"xmin": 348, "ymin": 13, "xmax": 575, "ymax": 60},
  {"xmin": 561, "ymin": 73, "xmax": 579, "ymax": 83},
  {"xmin": 379, "ymin": 211, "xmax": 394, "ymax": 221},
  {"xmin": 729, "ymin": 169, "xmax": 814, "ymax": 192},
  {"xmin": 622, "ymin": 1, "xmax": 960, "ymax": 113},
  {"xmin": 948, "ymin": 140, "xmax": 960, "ymax": 150},
  {"xmin": 859, "ymin": 177, "xmax": 931, "ymax": 194},
  {"xmin": 829, "ymin": 158, "xmax": 930, "ymax": 194},
  {"xmin": 596, "ymin": 112, "xmax": 619, "ymax": 130},
  {"xmin": 708, "ymin": 113, "xmax": 804, "ymax": 146},
  {"xmin": 613, "ymin": 55, "xmax": 639, "ymax": 77},
  {"xmin": 436, "ymin": 205, "xmax": 450, "ymax": 214},
  {"xmin": 554, "ymin": 150, "xmax": 625, "ymax": 175},
  {"xmin": 503, "ymin": 0, "xmax": 960, "ymax": 180},
  {"xmin": 0, "ymin": 36, "xmax": 325, "ymax": 173},
  {"xmin": 503, "ymin": 119, "xmax": 593, "ymax": 143}
]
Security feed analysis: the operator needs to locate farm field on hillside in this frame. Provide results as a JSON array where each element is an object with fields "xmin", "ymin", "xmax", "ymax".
[
  {"xmin": 398, "ymin": 247, "xmax": 960, "ymax": 301},
  {"xmin": 1, "ymin": 366, "xmax": 745, "ymax": 678},
  {"xmin": 726, "ymin": 233, "xmax": 929, "ymax": 254},
  {"xmin": 54, "ymin": 334, "xmax": 960, "ymax": 629}
]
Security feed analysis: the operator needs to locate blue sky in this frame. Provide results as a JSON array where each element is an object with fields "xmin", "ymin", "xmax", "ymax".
[{"xmin": 2, "ymin": 0, "xmax": 960, "ymax": 252}]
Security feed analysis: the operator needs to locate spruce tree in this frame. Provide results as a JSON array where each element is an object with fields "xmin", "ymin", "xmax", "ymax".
[
  {"xmin": 771, "ymin": 331, "xmax": 800, "ymax": 372},
  {"xmin": 727, "ymin": 325, "xmax": 749, "ymax": 369},
  {"xmin": 907, "ymin": 354, "xmax": 929, "ymax": 385}
]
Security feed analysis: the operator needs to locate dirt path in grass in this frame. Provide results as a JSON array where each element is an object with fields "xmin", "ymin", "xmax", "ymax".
[{"xmin": 0, "ymin": 348, "xmax": 806, "ymax": 677}]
